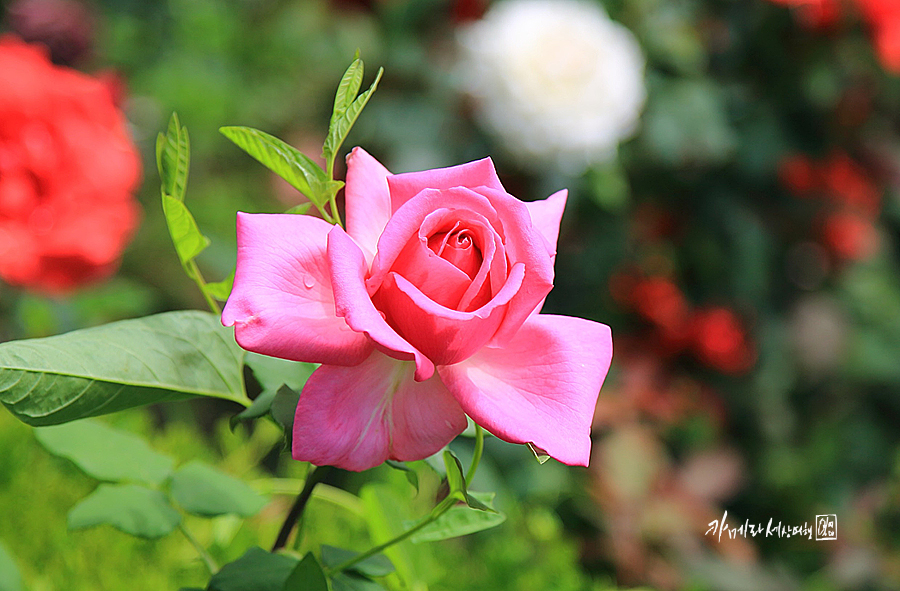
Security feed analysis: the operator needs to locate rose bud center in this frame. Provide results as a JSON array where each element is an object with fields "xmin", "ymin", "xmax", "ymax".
[{"xmin": 427, "ymin": 224, "xmax": 482, "ymax": 279}]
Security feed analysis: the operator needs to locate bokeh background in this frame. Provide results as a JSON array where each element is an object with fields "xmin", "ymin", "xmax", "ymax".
[{"xmin": 1, "ymin": 0, "xmax": 899, "ymax": 589}]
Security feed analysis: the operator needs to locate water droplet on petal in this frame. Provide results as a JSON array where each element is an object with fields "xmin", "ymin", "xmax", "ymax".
[{"xmin": 303, "ymin": 276, "xmax": 315, "ymax": 289}]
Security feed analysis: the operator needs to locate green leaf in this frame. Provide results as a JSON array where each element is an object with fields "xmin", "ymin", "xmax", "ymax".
[
  {"xmin": 320, "ymin": 546, "xmax": 395, "ymax": 578},
  {"xmin": 157, "ymin": 113, "xmax": 190, "ymax": 202},
  {"xmin": 220, "ymin": 127, "xmax": 329, "ymax": 205},
  {"xmin": 270, "ymin": 385, "xmax": 301, "ymax": 432},
  {"xmin": 283, "ymin": 553, "xmax": 327, "ymax": 591},
  {"xmin": 283, "ymin": 202, "xmax": 312, "ymax": 215},
  {"xmin": 409, "ymin": 493, "xmax": 505, "ymax": 543},
  {"xmin": 0, "ymin": 311, "xmax": 247, "ymax": 426},
  {"xmin": 527, "ymin": 442, "xmax": 550, "ymax": 465},
  {"xmin": 442, "ymin": 449, "xmax": 467, "ymax": 501},
  {"xmin": 384, "ymin": 460, "xmax": 418, "ymax": 492},
  {"xmin": 230, "ymin": 387, "xmax": 277, "ymax": 430},
  {"xmin": 206, "ymin": 269, "xmax": 235, "ymax": 301},
  {"xmin": 331, "ymin": 573, "xmax": 386, "ymax": 591},
  {"xmin": 0, "ymin": 541, "xmax": 23, "ymax": 591},
  {"xmin": 170, "ymin": 460, "xmax": 267, "ymax": 518},
  {"xmin": 162, "ymin": 193, "xmax": 210, "ymax": 267},
  {"xmin": 207, "ymin": 547, "xmax": 299, "ymax": 591},
  {"xmin": 68, "ymin": 484, "xmax": 181, "ymax": 538},
  {"xmin": 322, "ymin": 66, "xmax": 383, "ymax": 165},
  {"xmin": 331, "ymin": 59, "xmax": 364, "ymax": 127},
  {"xmin": 243, "ymin": 353, "xmax": 314, "ymax": 431},
  {"xmin": 34, "ymin": 418, "xmax": 174, "ymax": 485},
  {"xmin": 245, "ymin": 353, "xmax": 316, "ymax": 395}
]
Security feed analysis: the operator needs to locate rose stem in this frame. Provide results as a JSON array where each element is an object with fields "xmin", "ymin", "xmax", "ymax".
[
  {"xmin": 465, "ymin": 424, "xmax": 484, "ymax": 488},
  {"xmin": 271, "ymin": 465, "xmax": 333, "ymax": 551},
  {"xmin": 179, "ymin": 522, "xmax": 219, "ymax": 574}
]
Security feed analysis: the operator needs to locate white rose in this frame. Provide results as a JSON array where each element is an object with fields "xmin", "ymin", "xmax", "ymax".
[{"xmin": 458, "ymin": 0, "xmax": 646, "ymax": 172}]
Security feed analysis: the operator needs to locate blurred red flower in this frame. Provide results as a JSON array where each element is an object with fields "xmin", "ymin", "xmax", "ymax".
[
  {"xmin": 778, "ymin": 154, "xmax": 819, "ymax": 196},
  {"xmin": 0, "ymin": 36, "xmax": 141, "ymax": 294},
  {"xmin": 768, "ymin": 0, "xmax": 841, "ymax": 28},
  {"xmin": 768, "ymin": 0, "xmax": 900, "ymax": 73},
  {"xmin": 821, "ymin": 211, "xmax": 879, "ymax": 260},
  {"xmin": 689, "ymin": 307, "xmax": 755, "ymax": 374},
  {"xmin": 857, "ymin": 0, "xmax": 900, "ymax": 72},
  {"xmin": 821, "ymin": 151, "xmax": 881, "ymax": 215},
  {"xmin": 631, "ymin": 277, "xmax": 690, "ymax": 332}
]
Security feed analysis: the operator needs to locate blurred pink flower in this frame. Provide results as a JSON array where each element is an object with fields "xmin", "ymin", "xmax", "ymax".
[{"xmin": 223, "ymin": 148, "xmax": 613, "ymax": 470}]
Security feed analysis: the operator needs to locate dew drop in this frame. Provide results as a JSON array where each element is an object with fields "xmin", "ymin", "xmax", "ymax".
[{"xmin": 303, "ymin": 276, "xmax": 315, "ymax": 289}]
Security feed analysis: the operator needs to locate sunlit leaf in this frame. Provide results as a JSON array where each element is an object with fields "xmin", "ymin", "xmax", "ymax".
[
  {"xmin": 385, "ymin": 460, "xmax": 419, "ymax": 492},
  {"xmin": 220, "ymin": 126, "xmax": 329, "ymax": 205},
  {"xmin": 162, "ymin": 193, "xmax": 210, "ymax": 266},
  {"xmin": 527, "ymin": 442, "xmax": 550, "ymax": 465},
  {"xmin": 35, "ymin": 419, "xmax": 174, "ymax": 485},
  {"xmin": 170, "ymin": 461, "xmax": 267, "ymax": 518},
  {"xmin": 322, "ymin": 66, "xmax": 383, "ymax": 165},
  {"xmin": 409, "ymin": 493, "xmax": 505, "ymax": 543},
  {"xmin": 320, "ymin": 545, "xmax": 394, "ymax": 578},
  {"xmin": 206, "ymin": 269, "xmax": 235, "ymax": 301},
  {"xmin": 284, "ymin": 202, "xmax": 312, "ymax": 215},
  {"xmin": 331, "ymin": 59, "xmax": 364, "ymax": 125},
  {"xmin": 0, "ymin": 540, "xmax": 23, "ymax": 591},
  {"xmin": 157, "ymin": 112, "xmax": 190, "ymax": 202},
  {"xmin": 0, "ymin": 311, "xmax": 247, "ymax": 426},
  {"xmin": 68, "ymin": 484, "xmax": 181, "ymax": 539},
  {"xmin": 442, "ymin": 449, "xmax": 467, "ymax": 501}
]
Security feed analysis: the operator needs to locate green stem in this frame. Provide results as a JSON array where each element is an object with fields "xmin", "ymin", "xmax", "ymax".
[
  {"xmin": 179, "ymin": 523, "xmax": 218, "ymax": 575},
  {"xmin": 327, "ymin": 190, "xmax": 342, "ymax": 229},
  {"xmin": 187, "ymin": 260, "xmax": 221, "ymax": 315},
  {"xmin": 466, "ymin": 424, "xmax": 484, "ymax": 488},
  {"xmin": 271, "ymin": 466, "xmax": 333, "ymax": 551},
  {"xmin": 325, "ymin": 497, "xmax": 456, "ymax": 576},
  {"xmin": 323, "ymin": 155, "xmax": 344, "ymax": 229}
]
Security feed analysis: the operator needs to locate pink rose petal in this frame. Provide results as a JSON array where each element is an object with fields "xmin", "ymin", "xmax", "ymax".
[
  {"xmin": 386, "ymin": 157, "xmax": 505, "ymax": 213},
  {"xmin": 344, "ymin": 147, "xmax": 392, "ymax": 264},
  {"xmin": 476, "ymin": 187, "xmax": 555, "ymax": 345},
  {"xmin": 367, "ymin": 187, "xmax": 500, "ymax": 295},
  {"xmin": 375, "ymin": 263, "xmax": 524, "ymax": 366},
  {"xmin": 292, "ymin": 350, "xmax": 467, "ymax": 471},
  {"xmin": 222, "ymin": 212, "xmax": 372, "ymax": 365},
  {"xmin": 439, "ymin": 314, "xmax": 613, "ymax": 467},
  {"xmin": 524, "ymin": 189, "xmax": 567, "ymax": 258},
  {"xmin": 327, "ymin": 224, "xmax": 435, "ymax": 380}
]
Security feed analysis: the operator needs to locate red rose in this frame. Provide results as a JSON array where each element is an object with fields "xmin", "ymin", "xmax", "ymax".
[{"xmin": 0, "ymin": 36, "xmax": 140, "ymax": 294}]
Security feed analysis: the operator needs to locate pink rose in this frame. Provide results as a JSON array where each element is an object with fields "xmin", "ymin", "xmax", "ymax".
[{"xmin": 222, "ymin": 148, "xmax": 612, "ymax": 471}]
